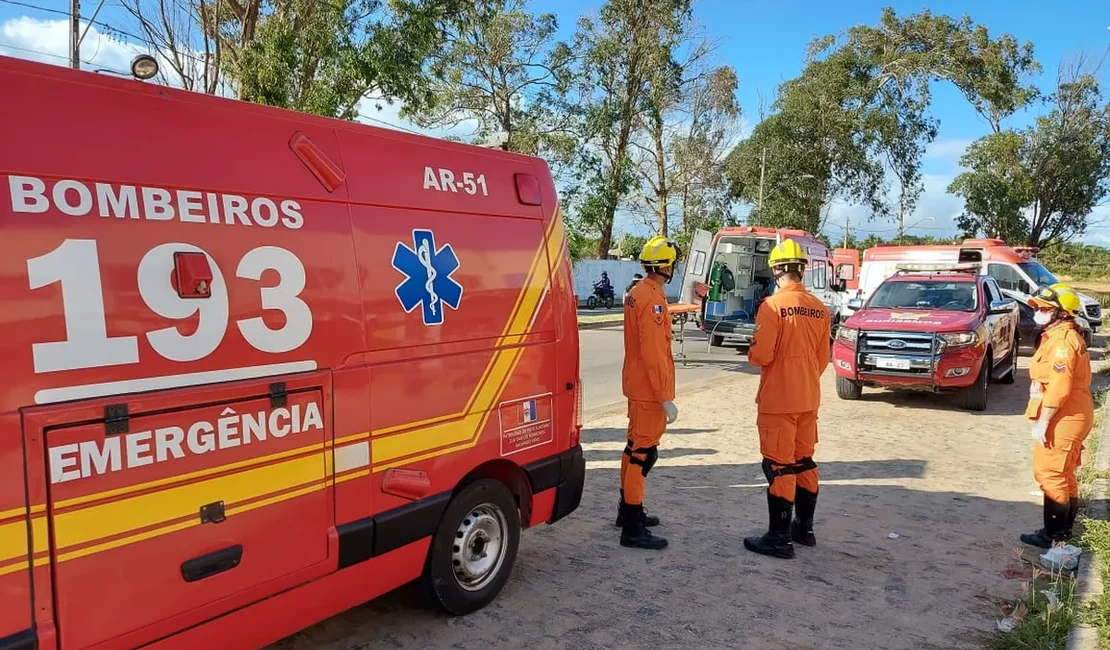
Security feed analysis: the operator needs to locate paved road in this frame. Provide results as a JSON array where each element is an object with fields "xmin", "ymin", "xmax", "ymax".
[{"xmin": 579, "ymin": 323, "xmax": 748, "ymax": 413}]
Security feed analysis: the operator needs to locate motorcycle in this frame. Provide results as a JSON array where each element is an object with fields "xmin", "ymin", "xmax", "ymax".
[{"xmin": 586, "ymin": 281, "xmax": 616, "ymax": 309}]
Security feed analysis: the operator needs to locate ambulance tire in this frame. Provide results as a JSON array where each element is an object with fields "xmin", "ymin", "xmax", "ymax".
[
  {"xmin": 959, "ymin": 356, "xmax": 989, "ymax": 412},
  {"xmin": 835, "ymin": 376, "xmax": 862, "ymax": 400},
  {"xmin": 422, "ymin": 478, "xmax": 521, "ymax": 616}
]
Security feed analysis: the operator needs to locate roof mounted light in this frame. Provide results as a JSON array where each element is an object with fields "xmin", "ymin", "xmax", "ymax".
[{"xmin": 130, "ymin": 54, "xmax": 159, "ymax": 80}]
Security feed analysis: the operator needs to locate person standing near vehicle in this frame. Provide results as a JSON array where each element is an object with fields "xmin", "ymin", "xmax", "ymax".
[
  {"xmin": 1022, "ymin": 283, "xmax": 1094, "ymax": 548},
  {"xmin": 744, "ymin": 239, "xmax": 830, "ymax": 559},
  {"xmin": 618, "ymin": 236, "xmax": 681, "ymax": 550}
]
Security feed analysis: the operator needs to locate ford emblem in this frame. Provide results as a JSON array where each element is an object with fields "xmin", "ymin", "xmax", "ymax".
[{"xmin": 888, "ymin": 339, "xmax": 907, "ymax": 349}]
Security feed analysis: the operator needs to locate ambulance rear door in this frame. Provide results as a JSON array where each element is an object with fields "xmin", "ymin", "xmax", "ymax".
[
  {"xmin": 680, "ymin": 228, "xmax": 713, "ymax": 306},
  {"xmin": 26, "ymin": 373, "xmax": 333, "ymax": 650}
]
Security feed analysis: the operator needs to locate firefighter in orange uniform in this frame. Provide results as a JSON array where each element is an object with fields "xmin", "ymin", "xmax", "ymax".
[
  {"xmin": 618, "ymin": 235, "xmax": 681, "ymax": 550},
  {"xmin": 744, "ymin": 239, "xmax": 830, "ymax": 559},
  {"xmin": 1021, "ymin": 283, "xmax": 1094, "ymax": 548}
]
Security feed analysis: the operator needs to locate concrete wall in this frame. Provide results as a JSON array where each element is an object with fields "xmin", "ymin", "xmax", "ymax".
[{"xmin": 572, "ymin": 259, "xmax": 686, "ymax": 304}]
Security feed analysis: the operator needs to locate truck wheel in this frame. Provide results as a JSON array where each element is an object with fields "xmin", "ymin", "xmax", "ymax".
[
  {"xmin": 710, "ymin": 334, "xmax": 724, "ymax": 347},
  {"xmin": 422, "ymin": 478, "xmax": 520, "ymax": 616},
  {"xmin": 960, "ymin": 357, "xmax": 989, "ymax": 412},
  {"xmin": 836, "ymin": 375, "xmax": 863, "ymax": 400},
  {"xmin": 998, "ymin": 339, "xmax": 1018, "ymax": 385}
]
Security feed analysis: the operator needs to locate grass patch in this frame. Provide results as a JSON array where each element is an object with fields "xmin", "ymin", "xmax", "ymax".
[
  {"xmin": 1079, "ymin": 518, "xmax": 1110, "ymax": 648},
  {"xmin": 989, "ymin": 566, "xmax": 1077, "ymax": 650},
  {"xmin": 577, "ymin": 313, "xmax": 623, "ymax": 325}
]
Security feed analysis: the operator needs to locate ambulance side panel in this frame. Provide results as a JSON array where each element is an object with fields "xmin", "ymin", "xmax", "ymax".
[
  {"xmin": 338, "ymin": 127, "xmax": 561, "ymax": 523},
  {"xmin": 0, "ymin": 58, "xmax": 366, "ymax": 650}
]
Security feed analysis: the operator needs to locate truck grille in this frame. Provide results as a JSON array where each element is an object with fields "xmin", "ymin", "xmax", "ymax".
[
  {"xmin": 857, "ymin": 330, "xmax": 938, "ymax": 376},
  {"xmin": 1086, "ymin": 304, "xmax": 1102, "ymax": 320}
]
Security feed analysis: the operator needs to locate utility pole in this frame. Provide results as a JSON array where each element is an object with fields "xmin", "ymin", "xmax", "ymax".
[
  {"xmin": 69, "ymin": 0, "xmax": 80, "ymax": 69},
  {"xmin": 757, "ymin": 147, "xmax": 766, "ymax": 212},
  {"xmin": 843, "ymin": 214, "xmax": 850, "ymax": 249}
]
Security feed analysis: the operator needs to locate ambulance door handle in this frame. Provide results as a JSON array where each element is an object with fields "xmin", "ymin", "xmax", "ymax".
[{"xmin": 181, "ymin": 545, "xmax": 243, "ymax": 583}]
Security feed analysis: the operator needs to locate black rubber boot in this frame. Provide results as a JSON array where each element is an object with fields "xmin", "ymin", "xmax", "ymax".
[
  {"xmin": 792, "ymin": 488, "xmax": 818, "ymax": 547},
  {"xmin": 1020, "ymin": 497, "xmax": 1071, "ymax": 549},
  {"xmin": 744, "ymin": 492, "xmax": 795, "ymax": 559},
  {"xmin": 1064, "ymin": 497, "xmax": 1079, "ymax": 538},
  {"xmin": 615, "ymin": 490, "xmax": 660, "ymax": 527},
  {"xmin": 619, "ymin": 503, "xmax": 668, "ymax": 550}
]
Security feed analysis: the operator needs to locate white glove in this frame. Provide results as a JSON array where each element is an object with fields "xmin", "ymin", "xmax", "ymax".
[
  {"xmin": 1032, "ymin": 419, "xmax": 1048, "ymax": 445},
  {"xmin": 662, "ymin": 401, "xmax": 678, "ymax": 424},
  {"xmin": 1030, "ymin": 381, "xmax": 1043, "ymax": 399}
]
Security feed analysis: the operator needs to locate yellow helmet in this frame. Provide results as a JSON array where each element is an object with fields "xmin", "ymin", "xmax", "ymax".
[
  {"xmin": 768, "ymin": 238, "xmax": 808, "ymax": 268},
  {"xmin": 639, "ymin": 235, "xmax": 680, "ymax": 269},
  {"xmin": 1028, "ymin": 283, "xmax": 1082, "ymax": 316}
]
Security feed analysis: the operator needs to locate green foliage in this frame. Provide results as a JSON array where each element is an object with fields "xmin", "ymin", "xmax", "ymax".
[
  {"xmin": 950, "ymin": 73, "xmax": 1110, "ymax": 248},
  {"xmin": 616, "ymin": 233, "xmax": 649, "ymax": 259},
  {"xmin": 228, "ymin": 0, "xmax": 472, "ymax": 119},
  {"xmin": 1037, "ymin": 242, "xmax": 1110, "ymax": 281}
]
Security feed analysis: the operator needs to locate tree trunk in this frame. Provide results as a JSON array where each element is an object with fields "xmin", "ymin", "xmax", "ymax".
[{"xmin": 652, "ymin": 113, "xmax": 668, "ymax": 235}]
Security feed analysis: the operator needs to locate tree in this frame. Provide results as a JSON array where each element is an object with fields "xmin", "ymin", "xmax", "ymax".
[
  {"xmin": 120, "ymin": 0, "xmax": 226, "ymax": 93},
  {"xmin": 947, "ymin": 131, "xmax": 1032, "ymax": 242},
  {"xmin": 231, "ymin": 0, "xmax": 473, "ymax": 119},
  {"xmin": 950, "ymin": 65, "xmax": 1110, "ymax": 248},
  {"xmin": 629, "ymin": 33, "xmax": 741, "ymax": 240},
  {"xmin": 725, "ymin": 7, "xmax": 1039, "ymax": 237},
  {"xmin": 566, "ymin": 0, "xmax": 693, "ymax": 258},
  {"xmin": 122, "ymin": 0, "xmax": 472, "ymax": 119},
  {"xmin": 405, "ymin": 0, "xmax": 575, "ymax": 155}
]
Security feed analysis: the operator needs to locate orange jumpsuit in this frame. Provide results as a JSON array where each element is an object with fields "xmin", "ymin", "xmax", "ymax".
[
  {"xmin": 748, "ymin": 282, "xmax": 831, "ymax": 501},
  {"xmin": 621, "ymin": 276, "xmax": 675, "ymax": 506},
  {"xmin": 1026, "ymin": 320, "xmax": 1093, "ymax": 504}
]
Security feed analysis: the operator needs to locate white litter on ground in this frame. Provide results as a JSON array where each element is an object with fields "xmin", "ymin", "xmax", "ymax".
[{"xmin": 1039, "ymin": 545, "xmax": 1082, "ymax": 572}]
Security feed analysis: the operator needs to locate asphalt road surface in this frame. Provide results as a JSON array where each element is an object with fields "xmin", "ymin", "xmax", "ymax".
[{"xmin": 579, "ymin": 323, "xmax": 748, "ymax": 413}]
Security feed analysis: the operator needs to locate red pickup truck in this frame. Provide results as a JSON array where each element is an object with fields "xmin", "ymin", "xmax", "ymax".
[{"xmin": 832, "ymin": 264, "xmax": 1020, "ymax": 411}]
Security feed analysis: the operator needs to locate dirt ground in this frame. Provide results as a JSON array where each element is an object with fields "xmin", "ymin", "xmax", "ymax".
[{"xmin": 271, "ymin": 343, "xmax": 1110, "ymax": 650}]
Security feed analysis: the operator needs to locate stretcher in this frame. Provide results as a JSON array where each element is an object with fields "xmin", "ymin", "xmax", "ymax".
[{"xmin": 668, "ymin": 303, "xmax": 700, "ymax": 366}]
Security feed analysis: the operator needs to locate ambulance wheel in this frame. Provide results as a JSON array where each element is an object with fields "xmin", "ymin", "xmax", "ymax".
[
  {"xmin": 422, "ymin": 478, "xmax": 520, "ymax": 616},
  {"xmin": 836, "ymin": 376, "xmax": 862, "ymax": 400}
]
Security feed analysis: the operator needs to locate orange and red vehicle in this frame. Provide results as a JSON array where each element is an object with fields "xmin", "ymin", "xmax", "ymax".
[
  {"xmin": 832, "ymin": 264, "xmax": 1020, "ymax": 411},
  {"xmin": 0, "ymin": 55, "xmax": 584, "ymax": 650}
]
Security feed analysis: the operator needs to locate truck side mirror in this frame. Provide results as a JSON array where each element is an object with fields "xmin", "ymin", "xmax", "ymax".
[{"xmin": 847, "ymin": 298, "xmax": 864, "ymax": 311}]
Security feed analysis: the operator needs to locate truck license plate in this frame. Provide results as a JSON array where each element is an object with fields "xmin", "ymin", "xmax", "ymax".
[{"xmin": 875, "ymin": 357, "xmax": 911, "ymax": 370}]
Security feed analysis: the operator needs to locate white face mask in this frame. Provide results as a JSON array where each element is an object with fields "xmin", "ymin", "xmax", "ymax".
[{"xmin": 1034, "ymin": 311, "xmax": 1054, "ymax": 326}]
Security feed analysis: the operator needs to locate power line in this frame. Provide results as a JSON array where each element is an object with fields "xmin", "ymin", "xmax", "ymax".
[{"xmin": 0, "ymin": 38, "xmax": 92, "ymax": 64}]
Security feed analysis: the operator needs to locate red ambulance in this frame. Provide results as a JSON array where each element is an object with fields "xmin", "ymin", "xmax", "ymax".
[{"xmin": 0, "ymin": 55, "xmax": 584, "ymax": 650}]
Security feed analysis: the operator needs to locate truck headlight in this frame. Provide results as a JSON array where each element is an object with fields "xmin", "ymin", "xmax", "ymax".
[
  {"xmin": 837, "ymin": 327, "xmax": 858, "ymax": 344},
  {"xmin": 939, "ymin": 331, "xmax": 979, "ymax": 348}
]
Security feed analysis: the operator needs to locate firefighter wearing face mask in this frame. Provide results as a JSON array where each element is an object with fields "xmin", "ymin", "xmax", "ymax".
[
  {"xmin": 1021, "ymin": 283, "xmax": 1094, "ymax": 548},
  {"xmin": 618, "ymin": 235, "xmax": 681, "ymax": 550},
  {"xmin": 744, "ymin": 239, "xmax": 831, "ymax": 560}
]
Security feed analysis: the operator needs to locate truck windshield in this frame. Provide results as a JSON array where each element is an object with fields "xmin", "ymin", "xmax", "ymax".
[
  {"xmin": 1018, "ymin": 261, "xmax": 1059, "ymax": 287},
  {"xmin": 868, "ymin": 280, "xmax": 979, "ymax": 312}
]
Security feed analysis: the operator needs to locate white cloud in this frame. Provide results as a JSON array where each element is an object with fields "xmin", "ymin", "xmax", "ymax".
[
  {"xmin": 923, "ymin": 137, "xmax": 974, "ymax": 161},
  {"xmin": 1, "ymin": 16, "xmax": 143, "ymax": 74},
  {"xmin": 354, "ymin": 97, "xmax": 483, "ymax": 142}
]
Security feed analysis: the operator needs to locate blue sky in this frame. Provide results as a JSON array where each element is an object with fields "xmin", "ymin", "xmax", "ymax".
[{"xmin": 2, "ymin": 0, "xmax": 1109, "ymax": 244}]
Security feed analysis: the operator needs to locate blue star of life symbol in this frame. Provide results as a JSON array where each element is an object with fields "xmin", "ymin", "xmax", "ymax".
[{"xmin": 392, "ymin": 229, "xmax": 463, "ymax": 326}]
